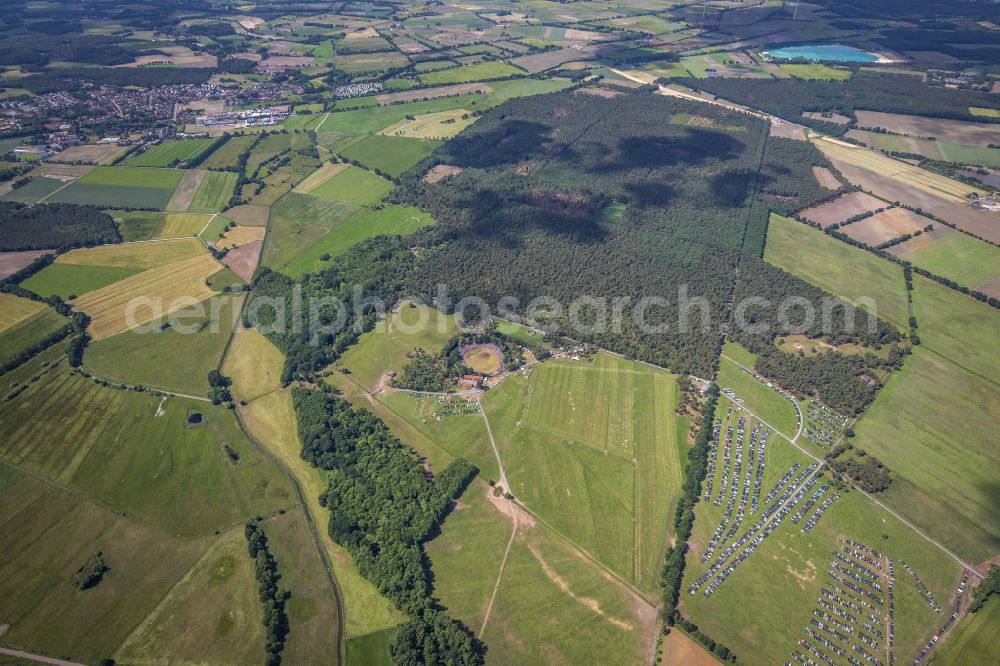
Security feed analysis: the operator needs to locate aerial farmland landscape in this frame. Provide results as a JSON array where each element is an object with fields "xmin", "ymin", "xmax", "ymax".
[{"xmin": 1, "ymin": 0, "xmax": 999, "ymax": 665}]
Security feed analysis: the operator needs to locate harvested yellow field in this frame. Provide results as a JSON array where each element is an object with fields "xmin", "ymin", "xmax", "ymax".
[
  {"xmin": 815, "ymin": 138, "xmax": 983, "ymax": 203},
  {"xmin": 56, "ymin": 238, "xmax": 204, "ymax": 269},
  {"xmin": 343, "ymin": 27, "xmax": 379, "ymax": 40},
  {"xmin": 72, "ymin": 253, "xmax": 220, "ymax": 339},
  {"xmin": 380, "ymin": 110, "xmax": 477, "ymax": 139},
  {"xmin": 0, "ymin": 293, "xmax": 47, "ymax": 333},
  {"xmin": 159, "ymin": 213, "xmax": 213, "ymax": 238},
  {"xmin": 217, "ymin": 224, "xmax": 266, "ymax": 249},
  {"xmin": 293, "ymin": 162, "xmax": 349, "ymax": 194}
]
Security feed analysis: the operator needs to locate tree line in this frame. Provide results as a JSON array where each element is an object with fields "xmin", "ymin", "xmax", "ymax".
[
  {"xmin": 245, "ymin": 522, "xmax": 290, "ymax": 665},
  {"xmin": 293, "ymin": 387, "xmax": 482, "ymax": 664}
]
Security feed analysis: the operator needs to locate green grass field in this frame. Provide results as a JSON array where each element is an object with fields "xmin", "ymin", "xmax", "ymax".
[
  {"xmin": 718, "ymin": 343, "xmax": 799, "ymax": 439},
  {"xmin": 339, "ymin": 135, "xmax": 441, "ymax": 178},
  {"xmin": 20, "ymin": 263, "xmax": 141, "ymax": 299},
  {"xmin": 0, "ymin": 348, "xmax": 294, "ymax": 536},
  {"xmin": 969, "ymin": 107, "xmax": 1000, "ymax": 118},
  {"xmin": 0, "ymin": 176, "xmax": 66, "ymax": 203},
  {"xmin": 124, "ymin": 139, "xmax": 217, "ymax": 167},
  {"xmin": 419, "ymin": 61, "xmax": 524, "ymax": 85},
  {"xmin": 114, "ymin": 529, "xmax": 264, "ymax": 665},
  {"xmin": 912, "ymin": 275, "xmax": 1000, "ymax": 381},
  {"xmin": 481, "ymin": 352, "xmax": 689, "ymax": 594},
  {"xmin": 334, "ymin": 301, "xmax": 462, "ymax": 392},
  {"xmin": 778, "ymin": 63, "xmax": 852, "ymax": 80},
  {"xmin": 428, "ymin": 479, "xmax": 660, "ymax": 665},
  {"xmin": 344, "ymin": 629, "xmax": 395, "ymax": 666},
  {"xmin": 232, "ymin": 349, "xmax": 405, "ymax": 640},
  {"xmin": 85, "ymin": 294, "xmax": 242, "ymax": 395},
  {"xmin": 494, "ymin": 318, "xmax": 545, "ymax": 348},
  {"xmin": 48, "ymin": 166, "xmax": 183, "ymax": 210},
  {"xmin": 258, "ymin": 509, "xmax": 342, "ymax": 663},
  {"xmin": 377, "ymin": 391, "xmax": 499, "ymax": 481},
  {"xmin": 894, "ymin": 231, "xmax": 1000, "ymax": 290},
  {"xmin": 188, "ymin": 170, "xmax": 238, "ymax": 213},
  {"xmin": 0, "ymin": 466, "xmax": 209, "ymax": 662},
  {"xmin": 935, "ymin": 597, "xmax": 1000, "ymax": 665},
  {"xmin": 307, "ymin": 165, "xmax": 393, "ymax": 205},
  {"xmin": 262, "ymin": 192, "xmax": 360, "ymax": 270},
  {"xmin": 201, "ymin": 135, "xmax": 258, "ymax": 169},
  {"xmin": 765, "ymin": 213, "xmax": 908, "ymax": 328},
  {"xmin": 279, "ymin": 205, "xmax": 434, "ymax": 279},
  {"xmin": 112, "ymin": 210, "xmax": 163, "ymax": 241},
  {"xmin": 0, "ymin": 306, "xmax": 68, "ymax": 366},
  {"xmin": 854, "ymin": 343, "xmax": 1000, "ymax": 563}
]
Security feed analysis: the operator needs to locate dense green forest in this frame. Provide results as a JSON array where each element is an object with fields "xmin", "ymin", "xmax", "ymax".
[
  {"xmin": 0, "ymin": 203, "xmax": 120, "ymax": 251},
  {"xmin": 394, "ymin": 90, "xmax": 771, "ymax": 377},
  {"xmin": 756, "ymin": 138, "xmax": 844, "ymax": 215},
  {"xmin": 292, "ymin": 387, "xmax": 481, "ymax": 664},
  {"xmin": 676, "ymin": 71, "xmax": 1000, "ymax": 128}
]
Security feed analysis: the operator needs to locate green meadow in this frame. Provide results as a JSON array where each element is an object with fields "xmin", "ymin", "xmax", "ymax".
[
  {"xmin": 0, "ymin": 348, "xmax": 294, "ymax": 535},
  {"xmin": 279, "ymin": 205, "xmax": 434, "ymax": 279},
  {"xmin": 765, "ymin": 213, "xmax": 908, "ymax": 328}
]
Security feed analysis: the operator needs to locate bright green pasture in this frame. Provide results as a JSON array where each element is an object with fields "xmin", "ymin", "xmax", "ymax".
[
  {"xmin": 339, "ymin": 135, "xmax": 441, "ymax": 178},
  {"xmin": 912, "ymin": 275, "xmax": 1000, "ymax": 381},
  {"xmin": 428, "ymin": 479, "xmax": 659, "ymax": 665},
  {"xmin": 201, "ymin": 135, "xmax": 258, "ymax": 169},
  {"xmin": 188, "ymin": 170, "xmax": 238, "ymax": 213},
  {"xmin": 112, "ymin": 210, "xmax": 163, "ymax": 241},
  {"xmin": 0, "ymin": 351, "xmax": 294, "ymax": 535},
  {"xmin": 778, "ymin": 63, "xmax": 852, "ymax": 80},
  {"xmin": 894, "ymin": 231, "xmax": 1000, "ymax": 290},
  {"xmin": 308, "ymin": 165, "xmax": 392, "ymax": 205},
  {"xmin": 261, "ymin": 192, "xmax": 359, "ymax": 270},
  {"xmin": 0, "ymin": 468, "xmax": 209, "ymax": 663},
  {"xmin": 936, "ymin": 596, "xmax": 1000, "ymax": 665},
  {"xmin": 124, "ymin": 138, "xmax": 216, "ymax": 167},
  {"xmin": 377, "ymin": 391, "xmax": 499, "ymax": 483},
  {"xmin": 419, "ymin": 61, "xmax": 523, "ymax": 85},
  {"xmin": 75, "ymin": 165, "xmax": 184, "ymax": 188},
  {"xmin": 765, "ymin": 213, "xmax": 908, "ymax": 328},
  {"xmin": 854, "ymin": 346, "xmax": 1000, "ymax": 564},
  {"xmin": 718, "ymin": 342, "xmax": 799, "ymax": 439},
  {"xmin": 481, "ymin": 351, "xmax": 688, "ymax": 594},
  {"xmin": 20, "ymin": 263, "xmax": 141, "ymax": 299},
  {"xmin": 279, "ymin": 205, "xmax": 434, "ymax": 279},
  {"xmin": 261, "ymin": 509, "xmax": 342, "ymax": 663},
  {"xmin": 85, "ymin": 294, "xmax": 242, "ymax": 395}
]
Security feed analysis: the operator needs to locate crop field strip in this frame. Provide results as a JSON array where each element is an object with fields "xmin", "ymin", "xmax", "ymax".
[
  {"xmin": 814, "ymin": 139, "xmax": 982, "ymax": 204},
  {"xmin": 71, "ymin": 252, "xmax": 221, "ymax": 339}
]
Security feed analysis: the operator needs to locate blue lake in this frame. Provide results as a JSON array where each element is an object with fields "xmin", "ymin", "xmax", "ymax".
[{"xmin": 765, "ymin": 44, "xmax": 878, "ymax": 62}]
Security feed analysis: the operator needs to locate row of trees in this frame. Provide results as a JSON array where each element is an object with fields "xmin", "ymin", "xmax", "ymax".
[
  {"xmin": 659, "ymin": 384, "xmax": 737, "ymax": 661},
  {"xmin": 244, "ymin": 522, "xmax": 290, "ymax": 665},
  {"xmin": 292, "ymin": 387, "xmax": 482, "ymax": 664}
]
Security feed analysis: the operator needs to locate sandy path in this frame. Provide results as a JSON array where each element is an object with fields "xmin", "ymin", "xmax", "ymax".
[{"xmin": 0, "ymin": 646, "xmax": 85, "ymax": 665}]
